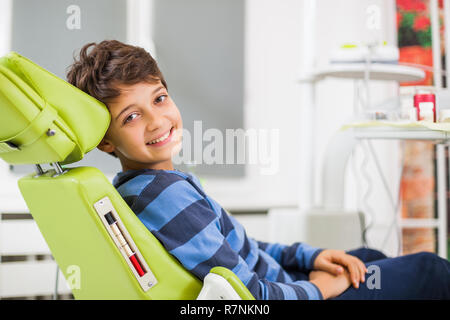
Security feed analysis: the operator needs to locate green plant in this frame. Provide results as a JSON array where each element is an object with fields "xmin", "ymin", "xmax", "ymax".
[{"xmin": 397, "ymin": 0, "xmax": 432, "ymax": 47}]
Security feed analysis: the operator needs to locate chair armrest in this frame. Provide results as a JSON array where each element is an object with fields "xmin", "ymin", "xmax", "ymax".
[{"xmin": 197, "ymin": 267, "xmax": 255, "ymax": 300}]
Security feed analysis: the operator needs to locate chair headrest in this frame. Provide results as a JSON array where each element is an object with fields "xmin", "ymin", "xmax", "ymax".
[{"xmin": 0, "ymin": 52, "xmax": 110, "ymax": 165}]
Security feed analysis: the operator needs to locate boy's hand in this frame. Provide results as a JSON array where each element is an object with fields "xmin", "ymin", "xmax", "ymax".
[
  {"xmin": 313, "ymin": 249, "xmax": 367, "ymax": 289},
  {"xmin": 309, "ymin": 269, "xmax": 352, "ymax": 299}
]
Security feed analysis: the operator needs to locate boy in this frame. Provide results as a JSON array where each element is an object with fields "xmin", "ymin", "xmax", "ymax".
[{"xmin": 67, "ymin": 40, "xmax": 450, "ymax": 300}]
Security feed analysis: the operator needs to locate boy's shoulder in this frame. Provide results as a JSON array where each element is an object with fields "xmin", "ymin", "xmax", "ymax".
[
  {"xmin": 113, "ymin": 169, "xmax": 208, "ymax": 215},
  {"xmin": 113, "ymin": 169, "xmax": 205, "ymax": 199}
]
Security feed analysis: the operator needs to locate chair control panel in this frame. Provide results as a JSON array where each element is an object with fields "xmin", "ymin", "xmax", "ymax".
[{"xmin": 94, "ymin": 196, "xmax": 157, "ymax": 292}]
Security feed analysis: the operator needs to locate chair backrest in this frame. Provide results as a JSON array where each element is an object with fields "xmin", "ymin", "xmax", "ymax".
[
  {"xmin": 0, "ymin": 52, "xmax": 203, "ymax": 299},
  {"xmin": 18, "ymin": 167, "xmax": 202, "ymax": 299}
]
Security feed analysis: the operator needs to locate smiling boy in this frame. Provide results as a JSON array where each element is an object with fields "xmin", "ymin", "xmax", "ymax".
[{"xmin": 67, "ymin": 40, "xmax": 450, "ymax": 300}]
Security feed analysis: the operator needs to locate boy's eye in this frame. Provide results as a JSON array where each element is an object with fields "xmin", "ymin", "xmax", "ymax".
[
  {"xmin": 155, "ymin": 95, "xmax": 167, "ymax": 104},
  {"xmin": 123, "ymin": 113, "xmax": 138, "ymax": 124}
]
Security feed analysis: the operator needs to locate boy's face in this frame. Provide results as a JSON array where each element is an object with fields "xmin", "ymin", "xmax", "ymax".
[{"xmin": 98, "ymin": 81, "xmax": 183, "ymax": 171}]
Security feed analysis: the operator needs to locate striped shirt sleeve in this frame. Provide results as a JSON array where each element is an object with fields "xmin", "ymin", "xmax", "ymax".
[
  {"xmin": 256, "ymin": 240, "xmax": 323, "ymax": 271},
  {"xmin": 133, "ymin": 174, "xmax": 322, "ymax": 300}
]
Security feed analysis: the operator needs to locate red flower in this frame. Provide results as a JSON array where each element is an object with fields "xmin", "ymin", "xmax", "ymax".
[
  {"xmin": 397, "ymin": 0, "xmax": 427, "ymax": 12},
  {"xmin": 413, "ymin": 15, "xmax": 431, "ymax": 31}
]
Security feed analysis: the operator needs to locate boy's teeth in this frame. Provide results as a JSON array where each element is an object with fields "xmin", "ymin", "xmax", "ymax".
[{"xmin": 149, "ymin": 129, "xmax": 171, "ymax": 144}]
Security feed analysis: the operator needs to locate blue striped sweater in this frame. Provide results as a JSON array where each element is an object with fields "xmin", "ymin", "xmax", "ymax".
[{"xmin": 112, "ymin": 169, "xmax": 323, "ymax": 300}]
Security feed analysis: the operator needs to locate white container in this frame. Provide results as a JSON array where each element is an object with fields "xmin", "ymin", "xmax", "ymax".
[
  {"xmin": 409, "ymin": 108, "xmax": 418, "ymax": 121},
  {"xmin": 439, "ymin": 109, "xmax": 450, "ymax": 122}
]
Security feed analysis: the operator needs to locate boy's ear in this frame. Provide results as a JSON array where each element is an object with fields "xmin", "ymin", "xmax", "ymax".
[{"xmin": 97, "ymin": 138, "xmax": 116, "ymax": 154}]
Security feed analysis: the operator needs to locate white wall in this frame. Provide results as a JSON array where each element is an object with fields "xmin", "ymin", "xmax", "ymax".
[
  {"xmin": 203, "ymin": 0, "xmax": 306, "ymax": 210},
  {"xmin": 0, "ymin": 0, "xmax": 12, "ymax": 57}
]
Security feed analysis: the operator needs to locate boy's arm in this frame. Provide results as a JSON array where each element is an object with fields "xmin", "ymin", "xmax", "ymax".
[
  {"xmin": 134, "ymin": 178, "xmax": 322, "ymax": 300},
  {"xmin": 256, "ymin": 240, "xmax": 323, "ymax": 272},
  {"xmin": 256, "ymin": 240, "xmax": 366, "ymax": 289}
]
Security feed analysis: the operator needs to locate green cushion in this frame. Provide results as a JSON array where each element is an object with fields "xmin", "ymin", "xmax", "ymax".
[{"xmin": 0, "ymin": 52, "xmax": 109, "ymax": 165}]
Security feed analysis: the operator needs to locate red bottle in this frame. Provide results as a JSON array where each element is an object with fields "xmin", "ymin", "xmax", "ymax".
[{"xmin": 414, "ymin": 91, "xmax": 436, "ymax": 122}]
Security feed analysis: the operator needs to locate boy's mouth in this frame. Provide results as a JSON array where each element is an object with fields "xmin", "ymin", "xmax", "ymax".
[{"xmin": 146, "ymin": 127, "xmax": 174, "ymax": 147}]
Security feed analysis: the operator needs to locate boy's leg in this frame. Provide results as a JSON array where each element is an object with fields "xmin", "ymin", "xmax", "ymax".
[
  {"xmin": 332, "ymin": 251, "xmax": 450, "ymax": 300},
  {"xmin": 346, "ymin": 247, "xmax": 388, "ymax": 263}
]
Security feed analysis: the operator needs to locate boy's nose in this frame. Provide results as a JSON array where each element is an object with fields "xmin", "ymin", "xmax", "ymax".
[{"xmin": 145, "ymin": 112, "xmax": 165, "ymax": 132}]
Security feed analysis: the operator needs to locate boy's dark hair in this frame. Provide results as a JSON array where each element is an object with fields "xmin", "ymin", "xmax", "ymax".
[
  {"xmin": 66, "ymin": 40, "xmax": 167, "ymax": 157},
  {"xmin": 67, "ymin": 40, "xmax": 167, "ymax": 102}
]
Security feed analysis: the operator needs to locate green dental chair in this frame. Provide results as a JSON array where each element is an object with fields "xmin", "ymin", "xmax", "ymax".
[{"xmin": 0, "ymin": 52, "xmax": 254, "ymax": 300}]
